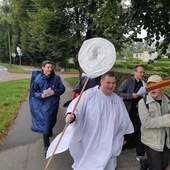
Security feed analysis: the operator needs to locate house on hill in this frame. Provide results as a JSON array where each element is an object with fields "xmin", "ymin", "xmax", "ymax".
[{"xmin": 133, "ymin": 51, "xmax": 158, "ymax": 62}]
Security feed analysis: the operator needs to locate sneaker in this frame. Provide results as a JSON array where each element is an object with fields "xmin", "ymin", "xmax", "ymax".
[
  {"xmin": 140, "ymin": 157, "xmax": 149, "ymax": 170},
  {"xmin": 136, "ymin": 156, "xmax": 145, "ymax": 162}
]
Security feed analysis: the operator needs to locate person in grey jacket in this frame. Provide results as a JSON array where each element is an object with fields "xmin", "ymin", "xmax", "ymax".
[
  {"xmin": 138, "ymin": 75, "xmax": 170, "ymax": 170},
  {"xmin": 117, "ymin": 65, "xmax": 146, "ymax": 161}
]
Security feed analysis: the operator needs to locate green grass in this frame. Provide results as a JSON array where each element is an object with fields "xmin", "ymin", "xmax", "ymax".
[
  {"xmin": 65, "ymin": 77, "xmax": 79, "ymax": 88},
  {"xmin": 0, "ymin": 79, "xmax": 30, "ymax": 145},
  {"xmin": 63, "ymin": 68, "xmax": 79, "ymax": 73},
  {"xmin": 0, "ymin": 63, "xmax": 30, "ymax": 73}
]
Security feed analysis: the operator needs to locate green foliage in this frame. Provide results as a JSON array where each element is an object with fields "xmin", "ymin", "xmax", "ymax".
[
  {"xmin": 153, "ymin": 67, "xmax": 170, "ymax": 77},
  {"xmin": 163, "ymin": 86, "xmax": 170, "ymax": 95},
  {"xmin": 65, "ymin": 77, "xmax": 79, "ymax": 88},
  {"xmin": 157, "ymin": 58, "xmax": 170, "ymax": 61},
  {"xmin": 149, "ymin": 62, "xmax": 170, "ymax": 67},
  {"xmin": 145, "ymin": 70, "xmax": 169, "ymax": 79},
  {"xmin": 114, "ymin": 62, "xmax": 126, "ymax": 69},
  {"xmin": 116, "ymin": 48, "xmax": 133, "ymax": 59},
  {"xmin": 0, "ymin": 0, "xmax": 136, "ymax": 66},
  {"xmin": 127, "ymin": 0, "xmax": 170, "ymax": 54},
  {"xmin": 0, "ymin": 79, "xmax": 30, "ymax": 145},
  {"xmin": 0, "ymin": 0, "xmax": 169, "ymax": 66}
]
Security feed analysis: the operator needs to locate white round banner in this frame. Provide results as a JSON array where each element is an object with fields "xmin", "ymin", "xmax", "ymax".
[{"xmin": 78, "ymin": 37, "xmax": 116, "ymax": 78}]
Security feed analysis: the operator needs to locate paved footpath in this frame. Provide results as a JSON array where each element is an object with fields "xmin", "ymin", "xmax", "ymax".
[{"xmin": 0, "ymin": 69, "xmax": 140, "ymax": 170}]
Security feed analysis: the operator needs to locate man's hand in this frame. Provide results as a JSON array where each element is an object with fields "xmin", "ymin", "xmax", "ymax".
[
  {"xmin": 47, "ymin": 89, "xmax": 54, "ymax": 96},
  {"xmin": 65, "ymin": 113, "xmax": 75, "ymax": 124},
  {"xmin": 132, "ymin": 93, "xmax": 139, "ymax": 99},
  {"xmin": 123, "ymin": 140, "xmax": 127, "ymax": 145},
  {"xmin": 41, "ymin": 93, "xmax": 46, "ymax": 98},
  {"xmin": 41, "ymin": 89, "xmax": 54, "ymax": 98}
]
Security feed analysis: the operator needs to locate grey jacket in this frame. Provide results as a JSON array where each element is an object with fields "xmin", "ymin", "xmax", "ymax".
[
  {"xmin": 138, "ymin": 93, "xmax": 170, "ymax": 151},
  {"xmin": 117, "ymin": 76, "xmax": 145, "ymax": 113}
]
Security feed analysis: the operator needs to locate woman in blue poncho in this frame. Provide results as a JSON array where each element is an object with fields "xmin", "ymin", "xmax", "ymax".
[{"xmin": 29, "ymin": 60, "xmax": 65, "ymax": 156}]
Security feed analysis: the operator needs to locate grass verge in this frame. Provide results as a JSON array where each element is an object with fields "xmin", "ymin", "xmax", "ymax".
[
  {"xmin": 65, "ymin": 77, "xmax": 79, "ymax": 88},
  {"xmin": 0, "ymin": 63, "xmax": 30, "ymax": 73},
  {"xmin": 0, "ymin": 79, "xmax": 30, "ymax": 145}
]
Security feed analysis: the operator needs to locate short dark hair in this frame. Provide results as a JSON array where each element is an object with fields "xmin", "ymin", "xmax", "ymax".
[
  {"xmin": 42, "ymin": 60, "xmax": 52, "ymax": 67},
  {"xmin": 134, "ymin": 65, "xmax": 144, "ymax": 71},
  {"xmin": 101, "ymin": 71, "xmax": 115, "ymax": 79}
]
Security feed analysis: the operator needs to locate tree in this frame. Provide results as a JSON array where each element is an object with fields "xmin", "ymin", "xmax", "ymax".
[
  {"xmin": 10, "ymin": 0, "xmax": 33, "ymax": 65},
  {"xmin": 4, "ymin": 0, "xmax": 168, "ymax": 69},
  {"xmin": 0, "ymin": 0, "xmax": 12, "ymax": 64},
  {"xmin": 26, "ymin": 0, "xmax": 130, "ymax": 69},
  {"xmin": 126, "ymin": 0, "xmax": 170, "ymax": 54}
]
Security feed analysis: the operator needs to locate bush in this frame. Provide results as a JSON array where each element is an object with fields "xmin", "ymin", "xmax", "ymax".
[
  {"xmin": 151, "ymin": 67, "xmax": 170, "ymax": 78},
  {"xmin": 150, "ymin": 62, "xmax": 170, "ymax": 67},
  {"xmin": 145, "ymin": 71, "xmax": 169, "ymax": 79},
  {"xmin": 126, "ymin": 64, "xmax": 135, "ymax": 70},
  {"xmin": 144, "ymin": 64, "xmax": 154, "ymax": 71},
  {"xmin": 157, "ymin": 57, "xmax": 170, "ymax": 61},
  {"xmin": 114, "ymin": 62, "xmax": 126, "ymax": 69}
]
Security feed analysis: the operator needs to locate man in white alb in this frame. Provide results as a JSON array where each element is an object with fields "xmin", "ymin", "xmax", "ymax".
[{"xmin": 65, "ymin": 71, "xmax": 134, "ymax": 170}]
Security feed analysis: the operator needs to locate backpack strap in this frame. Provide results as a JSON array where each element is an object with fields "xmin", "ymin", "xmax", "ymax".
[
  {"xmin": 143, "ymin": 95, "xmax": 149, "ymax": 110},
  {"xmin": 29, "ymin": 70, "xmax": 41, "ymax": 100},
  {"xmin": 30, "ymin": 70, "xmax": 41, "ymax": 87},
  {"xmin": 143, "ymin": 94, "xmax": 170, "ymax": 110}
]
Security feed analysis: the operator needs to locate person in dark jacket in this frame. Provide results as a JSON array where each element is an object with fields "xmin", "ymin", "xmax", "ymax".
[
  {"xmin": 29, "ymin": 60, "xmax": 65, "ymax": 156},
  {"xmin": 117, "ymin": 65, "xmax": 146, "ymax": 162},
  {"xmin": 63, "ymin": 73, "xmax": 101, "ymax": 107}
]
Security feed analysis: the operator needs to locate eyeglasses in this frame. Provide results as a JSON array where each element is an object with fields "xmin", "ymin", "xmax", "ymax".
[{"xmin": 136, "ymin": 71, "xmax": 145, "ymax": 74}]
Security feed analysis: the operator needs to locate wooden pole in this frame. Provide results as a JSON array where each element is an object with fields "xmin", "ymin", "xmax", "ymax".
[
  {"xmin": 146, "ymin": 79, "xmax": 170, "ymax": 92},
  {"xmin": 44, "ymin": 77, "xmax": 90, "ymax": 170}
]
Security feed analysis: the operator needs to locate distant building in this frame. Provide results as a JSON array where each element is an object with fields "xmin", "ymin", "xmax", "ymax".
[{"xmin": 133, "ymin": 51, "xmax": 158, "ymax": 62}]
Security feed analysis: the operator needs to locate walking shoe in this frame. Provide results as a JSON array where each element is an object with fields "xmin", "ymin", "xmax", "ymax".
[{"xmin": 136, "ymin": 156, "xmax": 145, "ymax": 162}]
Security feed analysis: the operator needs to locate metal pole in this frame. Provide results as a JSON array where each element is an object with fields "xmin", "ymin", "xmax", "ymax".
[
  {"xmin": 20, "ymin": 56, "xmax": 21, "ymax": 66},
  {"xmin": 8, "ymin": 31, "xmax": 12, "ymax": 66}
]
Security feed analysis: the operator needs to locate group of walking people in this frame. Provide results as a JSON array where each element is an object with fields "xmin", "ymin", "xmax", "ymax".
[
  {"xmin": 117, "ymin": 65, "xmax": 170, "ymax": 170},
  {"xmin": 29, "ymin": 60, "xmax": 170, "ymax": 170}
]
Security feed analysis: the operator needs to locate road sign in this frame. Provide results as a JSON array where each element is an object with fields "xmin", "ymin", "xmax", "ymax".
[{"xmin": 12, "ymin": 53, "xmax": 16, "ymax": 57}]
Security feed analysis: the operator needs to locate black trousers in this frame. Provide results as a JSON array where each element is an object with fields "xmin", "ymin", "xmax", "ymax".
[
  {"xmin": 144, "ymin": 144, "xmax": 170, "ymax": 170},
  {"xmin": 43, "ymin": 112, "xmax": 57, "ymax": 148},
  {"xmin": 123, "ymin": 116, "xmax": 145, "ymax": 156},
  {"xmin": 43, "ymin": 134, "xmax": 50, "ymax": 148}
]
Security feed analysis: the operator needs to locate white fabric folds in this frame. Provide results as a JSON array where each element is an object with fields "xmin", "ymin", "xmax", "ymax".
[
  {"xmin": 78, "ymin": 37, "xmax": 116, "ymax": 78},
  {"xmin": 67, "ymin": 86, "xmax": 134, "ymax": 170}
]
